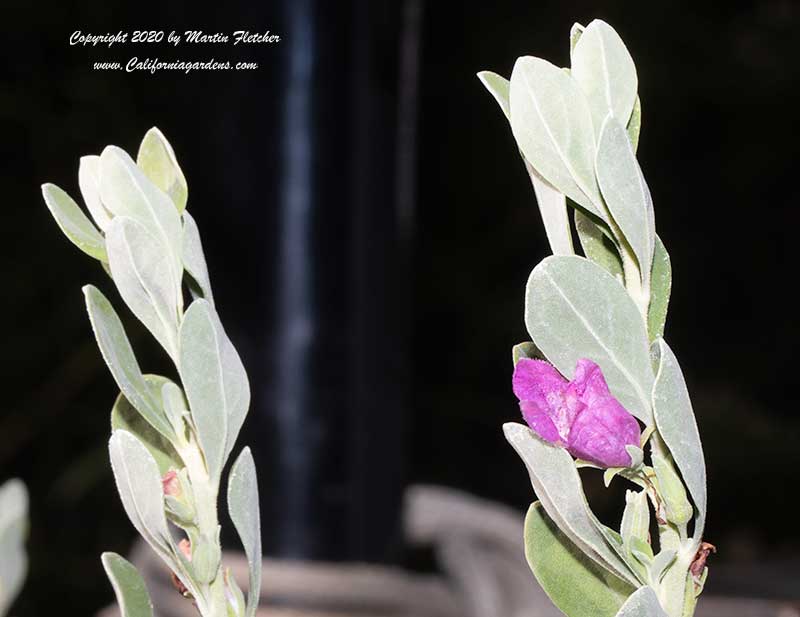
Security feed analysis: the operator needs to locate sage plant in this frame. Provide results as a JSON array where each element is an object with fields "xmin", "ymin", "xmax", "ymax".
[
  {"xmin": 479, "ymin": 20, "xmax": 710, "ymax": 617},
  {"xmin": 42, "ymin": 129, "xmax": 262, "ymax": 617},
  {"xmin": 0, "ymin": 480, "xmax": 27, "ymax": 617}
]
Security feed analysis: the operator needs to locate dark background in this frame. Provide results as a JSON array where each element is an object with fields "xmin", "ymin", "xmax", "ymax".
[{"xmin": 1, "ymin": 0, "xmax": 798, "ymax": 614}]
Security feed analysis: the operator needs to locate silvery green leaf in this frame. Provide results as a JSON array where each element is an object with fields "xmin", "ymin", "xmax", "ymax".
[
  {"xmin": 620, "ymin": 490, "xmax": 649, "ymax": 548},
  {"xmin": 526, "ymin": 162, "xmax": 574, "ymax": 256},
  {"xmin": 101, "ymin": 552, "xmax": 154, "ymax": 617},
  {"xmin": 569, "ymin": 22, "xmax": 585, "ymax": 53},
  {"xmin": 84, "ymin": 285, "xmax": 174, "ymax": 441},
  {"xmin": 509, "ymin": 56, "xmax": 603, "ymax": 216},
  {"xmin": 596, "ymin": 115, "xmax": 655, "ymax": 287},
  {"xmin": 179, "ymin": 300, "xmax": 250, "ymax": 480},
  {"xmin": 99, "ymin": 146, "xmax": 183, "ymax": 301},
  {"xmin": 42, "ymin": 183, "xmax": 107, "ymax": 262},
  {"xmin": 504, "ymin": 423, "xmax": 639, "ymax": 586},
  {"xmin": 525, "ymin": 255, "xmax": 653, "ymax": 423},
  {"xmin": 0, "ymin": 480, "xmax": 28, "ymax": 617},
  {"xmin": 182, "ymin": 211, "xmax": 215, "ymax": 306},
  {"xmin": 137, "ymin": 127, "xmax": 188, "ymax": 213},
  {"xmin": 79, "ymin": 155, "xmax": 113, "ymax": 231},
  {"xmin": 227, "ymin": 448, "xmax": 262, "ymax": 617},
  {"xmin": 512, "ymin": 341, "xmax": 543, "ymax": 366},
  {"xmin": 106, "ymin": 216, "xmax": 181, "ymax": 360},
  {"xmin": 477, "ymin": 70, "xmax": 510, "ymax": 118},
  {"xmin": 574, "ymin": 210, "xmax": 623, "ymax": 280},
  {"xmin": 108, "ymin": 431, "xmax": 174, "ymax": 564},
  {"xmin": 627, "ymin": 96, "xmax": 642, "ymax": 152},
  {"xmin": 629, "ymin": 536, "xmax": 654, "ymax": 567},
  {"xmin": 111, "ymin": 375, "xmax": 183, "ymax": 476},
  {"xmin": 652, "ymin": 339, "xmax": 707, "ymax": 539},
  {"xmin": 571, "ymin": 19, "xmax": 638, "ymax": 136},
  {"xmin": 477, "ymin": 71, "xmax": 573, "ymax": 256},
  {"xmin": 647, "ymin": 236, "xmax": 671, "ymax": 341},
  {"xmin": 524, "ymin": 502, "xmax": 632, "ymax": 617},
  {"xmin": 614, "ymin": 585, "xmax": 668, "ymax": 617}
]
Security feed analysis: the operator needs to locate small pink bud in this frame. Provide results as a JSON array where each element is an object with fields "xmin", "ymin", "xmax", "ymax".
[
  {"xmin": 178, "ymin": 538, "xmax": 192, "ymax": 561},
  {"xmin": 162, "ymin": 470, "xmax": 181, "ymax": 497}
]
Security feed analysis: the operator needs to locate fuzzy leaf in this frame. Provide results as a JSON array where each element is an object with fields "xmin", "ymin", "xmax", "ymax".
[
  {"xmin": 652, "ymin": 339, "xmax": 707, "ymax": 539},
  {"xmin": 84, "ymin": 285, "xmax": 174, "ymax": 440},
  {"xmin": 614, "ymin": 585, "xmax": 667, "ymax": 617},
  {"xmin": 524, "ymin": 502, "xmax": 633, "ymax": 617},
  {"xmin": 504, "ymin": 423, "xmax": 638, "ymax": 586},
  {"xmin": 512, "ymin": 341, "xmax": 543, "ymax": 366},
  {"xmin": 596, "ymin": 116, "xmax": 655, "ymax": 287},
  {"xmin": 227, "ymin": 448, "xmax": 262, "ymax": 617},
  {"xmin": 182, "ymin": 211, "xmax": 215, "ymax": 306},
  {"xmin": 137, "ymin": 127, "xmax": 188, "ymax": 213},
  {"xmin": 79, "ymin": 155, "xmax": 113, "ymax": 231},
  {"xmin": 42, "ymin": 183, "xmax": 107, "ymax": 262},
  {"xmin": 106, "ymin": 216, "xmax": 182, "ymax": 360},
  {"xmin": 99, "ymin": 146, "xmax": 183, "ymax": 301},
  {"xmin": 571, "ymin": 19, "xmax": 638, "ymax": 136},
  {"xmin": 101, "ymin": 552, "xmax": 154, "ymax": 617},
  {"xmin": 647, "ymin": 236, "xmax": 671, "ymax": 341},
  {"xmin": 180, "ymin": 300, "xmax": 250, "ymax": 480},
  {"xmin": 509, "ymin": 56, "xmax": 603, "ymax": 217},
  {"xmin": 574, "ymin": 210, "xmax": 623, "ymax": 280},
  {"xmin": 110, "ymin": 375, "xmax": 183, "ymax": 476},
  {"xmin": 525, "ymin": 255, "xmax": 653, "ymax": 423},
  {"xmin": 478, "ymin": 71, "xmax": 573, "ymax": 256},
  {"xmin": 627, "ymin": 96, "xmax": 642, "ymax": 152}
]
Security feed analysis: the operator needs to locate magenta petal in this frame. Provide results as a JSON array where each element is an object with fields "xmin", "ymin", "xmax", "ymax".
[
  {"xmin": 569, "ymin": 358, "xmax": 612, "ymax": 407},
  {"xmin": 520, "ymin": 400, "xmax": 562, "ymax": 445},
  {"xmin": 567, "ymin": 396, "xmax": 641, "ymax": 468},
  {"xmin": 512, "ymin": 358, "xmax": 568, "ymax": 401}
]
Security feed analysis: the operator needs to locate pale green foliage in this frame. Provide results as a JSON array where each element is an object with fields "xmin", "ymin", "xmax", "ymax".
[
  {"xmin": 524, "ymin": 503, "xmax": 633, "ymax": 617},
  {"xmin": 481, "ymin": 18, "xmax": 709, "ymax": 617},
  {"xmin": 0, "ymin": 480, "xmax": 28, "ymax": 617},
  {"xmin": 43, "ymin": 128, "xmax": 262, "ymax": 617},
  {"xmin": 524, "ymin": 255, "xmax": 653, "ymax": 424}
]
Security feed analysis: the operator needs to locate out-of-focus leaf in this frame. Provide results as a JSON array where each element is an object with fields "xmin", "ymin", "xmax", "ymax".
[
  {"xmin": 525, "ymin": 256, "xmax": 653, "ymax": 423},
  {"xmin": 571, "ymin": 19, "xmax": 638, "ymax": 136},
  {"xmin": 101, "ymin": 552, "xmax": 154, "ymax": 617},
  {"xmin": 0, "ymin": 480, "xmax": 28, "ymax": 617},
  {"xmin": 42, "ymin": 183, "xmax": 107, "ymax": 262},
  {"xmin": 137, "ymin": 127, "xmax": 188, "ymax": 213},
  {"xmin": 227, "ymin": 448, "xmax": 262, "ymax": 617},
  {"xmin": 504, "ymin": 423, "xmax": 638, "ymax": 586},
  {"xmin": 84, "ymin": 285, "xmax": 173, "ymax": 440},
  {"xmin": 651, "ymin": 339, "xmax": 707, "ymax": 539},
  {"xmin": 106, "ymin": 216, "xmax": 181, "ymax": 360},
  {"xmin": 524, "ymin": 502, "xmax": 633, "ymax": 617},
  {"xmin": 509, "ymin": 56, "xmax": 603, "ymax": 217},
  {"xmin": 180, "ymin": 300, "xmax": 250, "ymax": 480}
]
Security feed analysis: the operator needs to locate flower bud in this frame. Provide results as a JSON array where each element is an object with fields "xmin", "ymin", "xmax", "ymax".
[
  {"xmin": 512, "ymin": 358, "xmax": 641, "ymax": 468},
  {"xmin": 191, "ymin": 529, "xmax": 222, "ymax": 584},
  {"xmin": 652, "ymin": 452, "xmax": 693, "ymax": 525}
]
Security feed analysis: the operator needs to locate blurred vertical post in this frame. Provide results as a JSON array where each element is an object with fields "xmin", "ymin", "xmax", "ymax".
[{"xmin": 261, "ymin": 0, "xmax": 421, "ymax": 561}]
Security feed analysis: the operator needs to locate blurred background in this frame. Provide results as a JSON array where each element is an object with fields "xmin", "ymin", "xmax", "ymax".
[{"xmin": 1, "ymin": 0, "xmax": 798, "ymax": 614}]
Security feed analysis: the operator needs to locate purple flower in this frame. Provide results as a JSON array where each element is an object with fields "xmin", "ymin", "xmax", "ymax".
[{"xmin": 512, "ymin": 357, "xmax": 641, "ymax": 468}]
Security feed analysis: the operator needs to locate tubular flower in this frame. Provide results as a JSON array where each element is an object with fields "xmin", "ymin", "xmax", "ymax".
[{"xmin": 512, "ymin": 358, "xmax": 641, "ymax": 468}]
